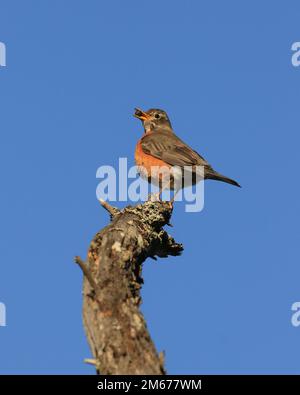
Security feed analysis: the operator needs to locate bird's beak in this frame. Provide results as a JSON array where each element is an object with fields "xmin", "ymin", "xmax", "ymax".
[{"xmin": 134, "ymin": 108, "xmax": 150, "ymax": 121}]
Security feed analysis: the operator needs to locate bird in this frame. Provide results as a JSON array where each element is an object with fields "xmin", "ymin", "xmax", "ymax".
[{"xmin": 134, "ymin": 108, "xmax": 240, "ymax": 200}]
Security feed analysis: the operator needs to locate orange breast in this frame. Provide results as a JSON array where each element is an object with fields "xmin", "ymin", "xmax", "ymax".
[{"xmin": 135, "ymin": 138, "xmax": 171, "ymax": 183}]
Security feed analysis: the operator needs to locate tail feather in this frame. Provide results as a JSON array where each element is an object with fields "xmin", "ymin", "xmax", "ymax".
[{"xmin": 206, "ymin": 170, "xmax": 241, "ymax": 188}]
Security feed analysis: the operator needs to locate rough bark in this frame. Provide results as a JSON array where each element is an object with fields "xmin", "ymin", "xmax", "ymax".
[{"xmin": 75, "ymin": 200, "xmax": 183, "ymax": 375}]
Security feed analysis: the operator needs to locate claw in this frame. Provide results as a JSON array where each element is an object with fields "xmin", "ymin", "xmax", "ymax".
[{"xmin": 148, "ymin": 192, "xmax": 161, "ymax": 202}]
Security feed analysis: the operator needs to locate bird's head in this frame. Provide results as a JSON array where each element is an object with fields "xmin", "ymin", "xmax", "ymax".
[{"xmin": 134, "ymin": 108, "xmax": 172, "ymax": 132}]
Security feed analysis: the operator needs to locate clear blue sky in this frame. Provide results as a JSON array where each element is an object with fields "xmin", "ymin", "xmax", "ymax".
[{"xmin": 0, "ymin": 0, "xmax": 300, "ymax": 374}]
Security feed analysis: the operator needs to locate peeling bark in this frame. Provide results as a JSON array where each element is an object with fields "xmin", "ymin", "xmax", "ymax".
[{"xmin": 75, "ymin": 200, "xmax": 183, "ymax": 375}]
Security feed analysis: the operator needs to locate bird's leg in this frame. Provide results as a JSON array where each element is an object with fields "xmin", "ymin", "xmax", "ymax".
[
  {"xmin": 170, "ymin": 189, "xmax": 179, "ymax": 204},
  {"xmin": 147, "ymin": 185, "xmax": 168, "ymax": 202},
  {"xmin": 158, "ymin": 177, "xmax": 172, "ymax": 201},
  {"xmin": 158, "ymin": 185, "xmax": 168, "ymax": 200},
  {"xmin": 147, "ymin": 191, "xmax": 161, "ymax": 201},
  {"xmin": 147, "ymin": 174, "xmax": 171, "ymax": 201}
]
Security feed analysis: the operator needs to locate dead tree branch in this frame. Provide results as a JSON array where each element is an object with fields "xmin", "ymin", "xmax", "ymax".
[{"xmin": 75, "ymin": 200, "xmax": 183, "ymax": 375}]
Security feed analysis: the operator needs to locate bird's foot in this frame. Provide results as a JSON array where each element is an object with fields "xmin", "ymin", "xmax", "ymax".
[{"xmin": 147, "ymin": 192, "xmax": 161, "ymax": 202}]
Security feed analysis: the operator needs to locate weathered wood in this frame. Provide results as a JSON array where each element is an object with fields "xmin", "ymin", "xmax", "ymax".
[{"xmin": 75, "ymin": 200, "xmax": 183, "ymax": 375}]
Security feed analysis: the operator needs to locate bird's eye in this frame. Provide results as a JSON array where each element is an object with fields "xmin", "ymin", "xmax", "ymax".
[{"xmin": 154, "ymin": 113, "xmax": 160, "ymax": 119}]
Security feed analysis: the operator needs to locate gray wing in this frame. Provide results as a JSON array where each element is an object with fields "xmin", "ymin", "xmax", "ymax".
[{"xmin": 141, "ymin": 130, "xmax": 211, "ymax": 169}]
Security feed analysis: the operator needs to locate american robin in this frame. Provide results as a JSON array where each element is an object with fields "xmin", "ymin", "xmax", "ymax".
[{"xmin": 134, "ymin": 108, "xmax": 240, "ymax": 199}]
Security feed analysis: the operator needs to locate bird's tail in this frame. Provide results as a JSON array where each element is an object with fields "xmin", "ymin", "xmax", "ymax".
[{"xmin": 206, "ymin": 170, "xmax": 241, "ymax": 188}]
